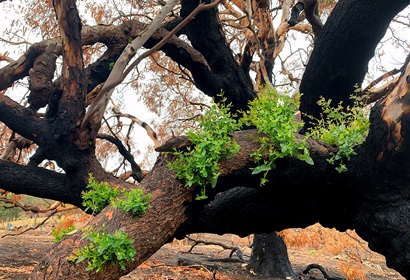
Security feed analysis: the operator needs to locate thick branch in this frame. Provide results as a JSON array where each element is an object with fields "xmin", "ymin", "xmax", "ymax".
[
  {"xmin": 80, "ymin": 0, "xmax": 180, "ymax": 133},
  {"xmin": 0, "ymin": 95, "xmax": 46, "ymax": 144},
  {"xmin": 30, "ymin": 129, "xmax": 352, "ymax": 279},
  {"xmin": 288, "ymin": 0, "xmax": 323, "ymax": 37},
  {"xmin": 53, "ymin": 0, "xmax": 86, "ymax": 125},
  {"xmin": 299, "ymin": 0, "xmax": 410, "ymax": 124},
  {"xmin": 0, "ymin": 160, "xmax": 75, "ymax": 205},
  {"xmin": 181, "ymin": 0, "xmax": 256, "ymax": 112}
]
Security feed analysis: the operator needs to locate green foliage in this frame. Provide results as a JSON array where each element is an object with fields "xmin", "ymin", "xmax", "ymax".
[
  {"xmin": 308, "ymin": 94, "xmax": 370, "ymax": 172},
  {"xmin": 52, "ymin": 224, "xmax": 75, "ymax": 242},
  {"xmin": 82, "ymin": 174, "xmax": 151, "ymax": 215},
  {"xmin": 168, "ymin": 97, "xmax": 242, "ymax": 200},
  {"xmin": 0, "ymin": 203, "xmax": 21, "ymax": 221},
  {"xmin": 242, "ymin": 88, "xmax": 313, "ymax": 185},
  {"xmin": 73, "ymin": 228, "xmax": 136, "ymax": 272},
  {"xmin": 82, "ymin": 174, "xmax": 121, "ymax": 213},
  {"xmin": 112, "ymin": 189, "xmax": 151, "ymax": 216},
  {"xmin": 109, "ymin": 62, "xmax": 115, "ymax": 70}
]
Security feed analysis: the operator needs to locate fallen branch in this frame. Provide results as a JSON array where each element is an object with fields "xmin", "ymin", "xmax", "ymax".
[
  {"xmin": 303, "ymin": 263, "xmax": 346, "ymax": 280},
  {"xmin": 185, "ymin": 235, "xmax": 244, "ymax": 261},
  {"xmin": 1, "ymin": 210, "xmax": 58, "ymax": 238}
]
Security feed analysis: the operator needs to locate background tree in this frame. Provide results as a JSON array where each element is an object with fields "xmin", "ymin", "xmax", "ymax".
[{"xmin": 0, "ymin": 0, "xmax": 410, "ymax": 279}]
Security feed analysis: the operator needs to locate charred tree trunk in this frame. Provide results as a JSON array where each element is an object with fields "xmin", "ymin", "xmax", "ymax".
[
  {"xmin": 352, "ymin": 60, "xmax": 410, "ymax": 278},
  {"xmin": 180, "ymin": 0, "xmax": 256, "ymax": 112},
  {"xmin": 248, "ymin": 232, "xmax": 297, "ymax": 278},
  {"xmin": 299, "ymin": 0, "xmax": 410, "ymax": 127}
]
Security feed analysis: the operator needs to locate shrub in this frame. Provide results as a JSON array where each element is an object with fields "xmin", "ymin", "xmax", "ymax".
[
  {"xmin": 242, "ymin": 88, "xmax": 313, "ymax": 184},
  {"xmin": 308, "ymin": 94, "xmax": 370, "ymax": 172},
  {"xmin": 72, "ymin": 228, "xmax": 136, "ymax": 272},
  {"xmin": 168, "ymin": 97, "xmax": 241, "ymax": 200},
  {"xmin": 112, "ymin": 189, "xmax": 151, "ymax": 216},
  {"xmin": 82, "ymin": 174, "xmax": 121, "ymax": 213}
]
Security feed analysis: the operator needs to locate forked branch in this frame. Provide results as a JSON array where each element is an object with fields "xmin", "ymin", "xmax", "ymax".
[{"xmin": 81, "ymin": 0, "xmax": 221, "ymax": 133}]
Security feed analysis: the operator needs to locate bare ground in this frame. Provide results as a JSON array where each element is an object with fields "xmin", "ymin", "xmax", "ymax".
[{"xmin": 0, "ymin": 231, "xmax": 404, "ymax": 280}]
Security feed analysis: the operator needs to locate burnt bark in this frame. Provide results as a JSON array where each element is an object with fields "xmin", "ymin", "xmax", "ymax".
[
  {"xmin": 181, "ymin": 0, "xmax": 256, "ymax": 112},
  {"xmin": 350, "ymin": 61, "xmax": 410, "ymax": 277},
  {"xmin": 299, "ymin": 0, "xmax": 410, "ymax": 126},
  {"xmin": 248, "ymin": 232, "xmax": 297, "ymax": 278}
]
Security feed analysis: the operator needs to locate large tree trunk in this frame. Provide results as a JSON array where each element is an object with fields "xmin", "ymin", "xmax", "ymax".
[
  {"xmin": 299, "ymin": 0, "xmax": 410, "ymax": 126},
  {"xmin": 352, "ymin": 60, "xmax": 410, "ymax": 277},
  {"xmin": 30, "ymin": 154, "xmax": 194, "ymax": 280},
  {"xmin": 248, "ymin": 232, "xmax": 297, "ymax": 278}
]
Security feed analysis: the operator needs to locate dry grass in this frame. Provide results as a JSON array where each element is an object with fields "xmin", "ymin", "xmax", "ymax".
[{"xmin": 280, "ymin": 223, "xmax": 373, "ymax": 280}]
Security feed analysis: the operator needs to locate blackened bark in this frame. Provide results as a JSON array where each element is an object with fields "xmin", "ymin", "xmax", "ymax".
[
  {"xmin": 97, "ymin": 133, "xmax": 144, "ymax": 182},
  {"xmin": 0, "ymin": 42, "xmax": 52, "ymax": 91},
  {"xmin": 248, "ymin": 233, "xmax": 297, "ymax": 278},
  {"xmin": 299, "ymin": 0, "xmax": 410, "ymax": 126},
  {"xmin": 351, "ymin": 61, "xmax": 410, "ymax": 278},
  {"xmin": 180, "ymin": 0, "xmax": 256, "ymax": 112},
  {"xmin": 0, "ymin": 160, "xmax": 74, "ymax": 204},
  {"xmin": 0, "ymin": 95, "xmax": 45, "ymax": 144},
  {"xmin": 28, "ymin": 44, "xmax": 57, "ymax": 111}
]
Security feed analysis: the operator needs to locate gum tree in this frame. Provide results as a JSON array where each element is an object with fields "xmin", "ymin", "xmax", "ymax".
[{"xmin": 1, "ymin": 0, "xmax": 410, "ymax": 279}]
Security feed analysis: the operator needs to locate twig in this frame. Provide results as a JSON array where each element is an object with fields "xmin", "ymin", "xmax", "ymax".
[
  {"xmin": 363, "ymin": 68, "xmax": 400, "ymax": 93},
  {"xmin": 97, "ymin": 133, "xmax": 145, "ymax": 182},
  {"xmin": 113, "ymin": 113, "xmax": 160, "ymax": 148},
  {"xmin": 1, "ymin": 210, "xmax": 58, "ymax": 238}
]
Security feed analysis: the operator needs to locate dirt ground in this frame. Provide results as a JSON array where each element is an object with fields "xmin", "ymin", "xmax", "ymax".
[{"xmin": 0, "ymin": 231, "xmax": 405, "ymax": 280}]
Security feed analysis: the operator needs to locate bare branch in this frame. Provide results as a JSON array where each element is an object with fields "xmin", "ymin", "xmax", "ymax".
[
  {"xmin": 114, "ymin": 113, "xmax": 160, "ymax": 148},
  {"xmin": 0, "ymin": 198, "xmax": 62, "ymax": 213},
  {"xmin": 97, "ymin": 133, "xmax": 145, "ymax": 182},
  {"xmin": 1, "ymin": 210, "xmax": 58, "ymax": 238},
  {"xmin": 0, "ymin": 95, "xmax": 46, "ymax": 144},
  {"xmin": 80, "ymin": 0, "xmax": 180, "ymax": 131},
  {"xmin": 185, "ymin": 235, "xmax": 244, "ymax": 261},
  {"xmin": 81, "ymin": 0, "xmax": 222, "ymax": 132},
  {"xmin": 0, "ymin": 160, "xmax": 73, "ymax": 205},
  {"xmin": 288, "ymin": 0, "xmax": 323, "ymax": 37},
  {"xmin": 363, "ymin": 68, "xmax": 401, "ymax": 93},
  {"xmin": 0, "ymin": 136, "xmax": 32, "ymax": 160}
]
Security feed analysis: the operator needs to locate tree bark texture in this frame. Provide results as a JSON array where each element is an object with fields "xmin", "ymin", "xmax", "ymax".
[
  {"xmin": 29, "ymin": 154, "xmax": 193, "ymax": 279},
  {"xmin": 248, "ymin": 232, "xmax": 297, "ymax": 278},
  {"xmin": 300, "ymin": 0, "xmax": 410, "ymax": 126}
]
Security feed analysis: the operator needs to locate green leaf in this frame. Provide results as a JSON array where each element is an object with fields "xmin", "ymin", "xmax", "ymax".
[{"xmin": 252, "ymin": 165, "xmax": 272, "ymax": 175}]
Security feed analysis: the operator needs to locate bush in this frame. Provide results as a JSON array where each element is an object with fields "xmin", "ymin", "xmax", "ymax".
[
  {"xmin": 72, "ymin": 228, "xmax": 136, "ymax": 272},
  {"xmin": 242, "ymin": 88, "xmax": 312, "ymax": 184},
  {"xmin": 308, "ymin": 94, "xmax": 370, "ymax": 172},
  {"xmin": 82, "ymin": 174, "xmax": 121, "ymax": 213},
  {"xmin": 168, "ymin": 96, "xmax": 241, "ymax": 200}
]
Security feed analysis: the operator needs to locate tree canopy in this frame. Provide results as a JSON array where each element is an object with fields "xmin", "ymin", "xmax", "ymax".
[{"xmin": 1, "ymin": 0, "xmax": 410, "ymax": 279}]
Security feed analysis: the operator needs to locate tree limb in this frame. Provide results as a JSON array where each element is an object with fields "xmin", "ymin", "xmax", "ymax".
[
  {"xmin": 0, "ymin": 95, "xmax": 46, "ymax": 145},
  {"xmin": 81, "ymin": 0, "xmax": 221, "ymax": 134},
  {"xmin": 0, "ymin": 160, "xmax": 75, "ymax": 205},
  {"xmin": 80, "ymin": 0, "xmax": 180, "ymax": 132},
  {"xmin": 96, "ymin": 133, "xmax": 145, "ymax": 182}
]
